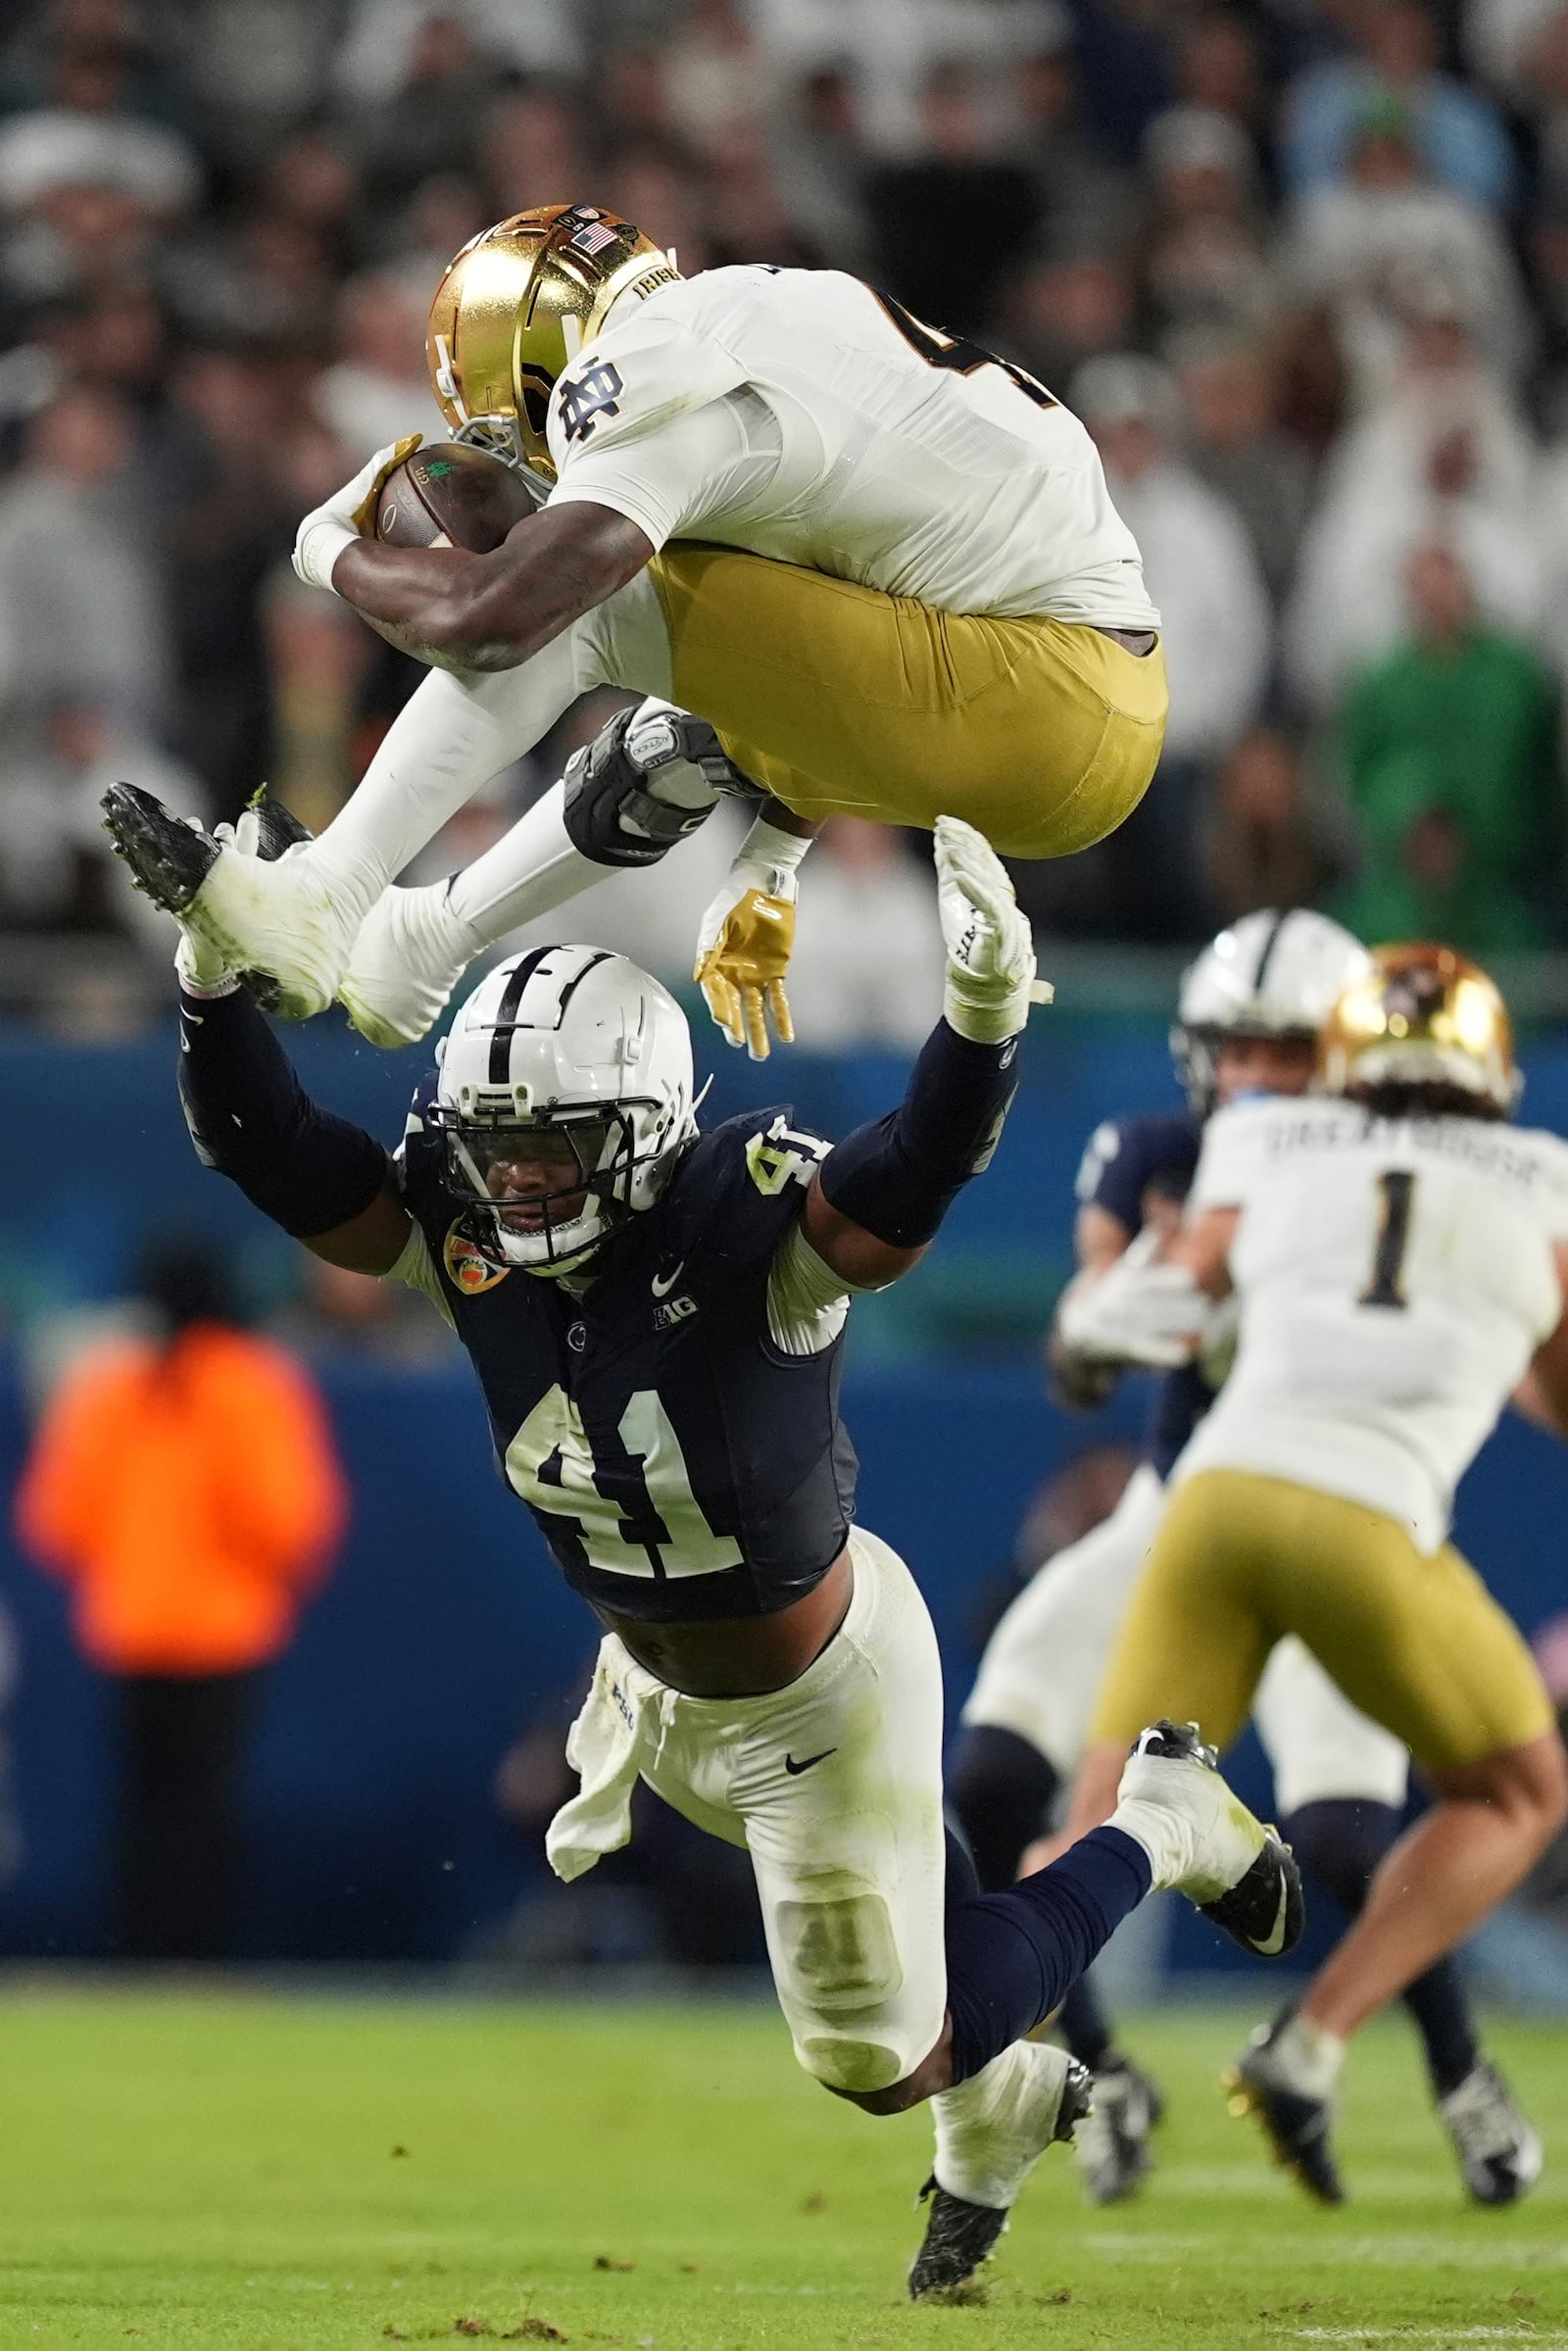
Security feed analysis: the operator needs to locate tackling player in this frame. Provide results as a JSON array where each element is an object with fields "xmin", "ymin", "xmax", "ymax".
[
  {"xmin": 1055, "ymin": 944, "xmax": 1568, "ymax": 2203},
  {"xmin": 953, "ymin": 912, "xmax": 1520, "ymax": 2207},
  {"xmin": 142, "ymin": 805, "xmax": 1297, "ymax": 2300},
  {"xmin": 104, "ymin": 202, "xmax": 1166, "ymax": 1058}
]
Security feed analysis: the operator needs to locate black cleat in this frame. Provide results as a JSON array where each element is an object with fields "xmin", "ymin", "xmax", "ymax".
[
  {"xmin": 247, "ymin": 786, "xmax": 314, "ymax": 861},
  {"xmin": 1122, "ymin": 1719, "xmax": 1305, "ymax": 1960},
  {"xmin": 908, "ymin": 2056, "xmax": 1093, "ymax": 2302},
  {"xmin": 102, "ymin": 781, "xmax": 220, "ymax": 914},
  {"xmin": 1440, "ymin": 2059, "xmax": 1543, "ymax": 2206},
  {"xmin": 1073, "ymin": 2057, "xmax": 1164, "ymax": 2204},
  {"xmin": 1224, "ymin": 2013, "xmax": 1346, "ymax": 2205}
]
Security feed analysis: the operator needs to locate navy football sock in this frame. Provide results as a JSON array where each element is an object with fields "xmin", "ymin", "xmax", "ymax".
[
  {"xmin": 944, "ymin": 1825, "xmax": 1152, "ymax": 2084},
  {"xmin": 1283, "ymin": 1797, "xmax": 1478, "ymax": 2098},
  {"xmin": 947, "ymin": 1722, "xmax": 1061, "ymax": 1890}
]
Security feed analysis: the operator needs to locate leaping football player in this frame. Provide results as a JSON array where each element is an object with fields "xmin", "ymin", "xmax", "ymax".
[
  {"xmin": 951, "ymin": 911, "xmax": 1535, "ymax": 2207},
  {"xmin": 155, "ymin": 813, "xmax": 1296, "ymax": 2301},
  {"xmin": 102, "ymin": 202, "xmax": 1166, "ymax": 1059},
  {"xmin": 1054, "ymin": 944, "xmax": 1568, "ymax": 2204}
]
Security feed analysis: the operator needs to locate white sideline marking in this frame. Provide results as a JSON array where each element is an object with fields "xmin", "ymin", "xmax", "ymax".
[{"xmin": 1297, "ymin": 2331, "xmax": 1568, "ymax": 2344}]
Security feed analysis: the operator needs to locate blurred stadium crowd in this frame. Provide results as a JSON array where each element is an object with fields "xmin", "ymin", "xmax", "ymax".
[{"xmin": 6, "ymin": 0, "xmax": 1568, "ymax": 1026}]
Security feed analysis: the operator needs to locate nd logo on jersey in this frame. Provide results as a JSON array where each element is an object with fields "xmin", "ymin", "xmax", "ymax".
[{"xmin": 443, "ymin": 1221, "xmax": 511, "ymax": 1296}]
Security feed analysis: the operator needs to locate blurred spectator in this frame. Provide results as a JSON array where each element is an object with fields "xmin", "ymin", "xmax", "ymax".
[
  {"xmin": 1201, "ymin": 725, "xmax": 1334, "ymax": 923},
  {"xmin": 1073, "ymin": 353, "xmax": 1270, "ymax": 941},
  {"xmin": 1281, "ymin": 0, "xmax": 1517, "ymax": 210},
  {"xmin": 1000, "ymin": 246, "xmax": 1138, "ymax": 397},
  {"xmin": 332, "ymin": 0, "xmax": 582, "ymax": 107},
  {"xmin": 14, "ymin": 1237, "xmax": 346, "ymax": 1960},
  {"xmin": 0, "ymin": 380, "xmax": 169, "ymax": 729},
  {"xmin": 0, "ymin": 696, "xmax": 205, "ymax": 933},
  {"xmin": 1012, "ymin": 35, "xmax": 1137, "ymax": 250},
  {"xmin": 1284, "ymin": 329, "xmax": 1545, "ymax": 714},
  {"xmin": 1077, "ymin": 356, "xmax": 1270, "ymax": 772},
  {"xmin": 780, "ymin": 817, "xmax": 945, "ymax": 1051},
  {"xmin": 1174, "ymin": 331, "xmax": 1314, "ymax": 604},
  {"xmin": 768, "ymin": 64, "xmax": 873, "ymax": 271},
  {"xmin": 864, "ymin": 66, "xmax": 1040, "ymax": 335},
  {"xmin": 479, "ymin": 82, "xmax": 589, "ymax": 222},
  {"xmin": 663, "ymin": 0, "xmax": 778, "ymax": 146},
  {"xmin": 314, "ymin": 268, "xmax": 450, "ymax": 460},
  {"xmin": 1282, "ymin": 102, "xmax": 1530, "ymax": 401},
  {"xmin": 346, "ymin": 17, "xmax": 493, "ymax": 209},
  {"xmin": 1332, "ymin": 542, "xmax": 1562, "ymax": 952},
  {"xmin": 158, "ymin": 341, "xmax": 293, "ymax": 820},
  {"xmin": 1141, "ymin": 104, "xmax": 1277, "ymax": 342}
]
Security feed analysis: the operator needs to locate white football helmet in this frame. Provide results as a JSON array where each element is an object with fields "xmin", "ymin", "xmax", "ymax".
[
  {"xmin": 428, "ymin": 944, "xmax": 698, "ymax": 1276},
  {"xmin": 1172, "ymin": 909, "xmax": 1370, "ymax": 1112}
]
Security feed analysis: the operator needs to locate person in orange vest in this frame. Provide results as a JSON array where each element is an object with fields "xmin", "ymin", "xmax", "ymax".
[{"xmin": 15, "ymin": 1237, "xmax": 347, "ymax": 1960}]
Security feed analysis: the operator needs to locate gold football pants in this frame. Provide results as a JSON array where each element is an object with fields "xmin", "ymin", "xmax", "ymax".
[
  {"xmin": 650, "ymin": 543, "xmax": 1168, "ymax": 857},
  {"xmin": 1089, "ymin": 1469, "xmax": 1553, "ymax": 1774}
]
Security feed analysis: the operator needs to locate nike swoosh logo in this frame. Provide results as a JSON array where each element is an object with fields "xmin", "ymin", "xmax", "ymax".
[
  {"xmin": 1253, "ymin": 1863, "xmax": 1291, "ymax": 1957},
  {"xmin": 783, "ymin": 1748, "xmax": 836, "ymax": 1777},
  {"xmin": 651, "ymin": 1260, "xmax": 685, "ymax": 1298}
]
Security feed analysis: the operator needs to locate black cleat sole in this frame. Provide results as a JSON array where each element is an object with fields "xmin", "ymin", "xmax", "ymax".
[{"xmin": 102, "ymin": 782, "xmax": 220, "ymax": 913}]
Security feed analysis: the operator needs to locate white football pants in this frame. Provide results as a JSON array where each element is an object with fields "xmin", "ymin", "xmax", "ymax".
[
  {"xmin": 549, "ymin": 1525, "xmax": 949, "ymax": 2094},
  {"xmin": 961, "ymin": 1463, "xmax": 1410, "ymax": 1816}
]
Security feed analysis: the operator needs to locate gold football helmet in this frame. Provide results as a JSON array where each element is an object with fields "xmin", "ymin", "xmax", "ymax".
[
  {"xmin": 425, "ymin": 204, "xmax": 677, "ymax": 482},
  {"xmin": 1318, "ymin": 941, "xmax": 1521, "ymax": 1112}
]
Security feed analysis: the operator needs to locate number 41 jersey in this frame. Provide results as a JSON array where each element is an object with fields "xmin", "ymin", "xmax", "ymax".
[
  {"xmin": 392, "ymin": 1095, "xmax": 858, "ymax": 1623},
  {"xmin": 1176, "ymin": 1096, "xmax": 1568, "ymax": 1551}
]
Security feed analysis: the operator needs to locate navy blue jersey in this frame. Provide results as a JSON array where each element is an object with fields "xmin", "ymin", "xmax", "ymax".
[
  {"xmin": 397, "ymin": 1091, "xmax": 858, "ymax": 1624},
  {"xmin": 1073, "ymin": 1108, "xmax": 1212, "ymax": 1479}
]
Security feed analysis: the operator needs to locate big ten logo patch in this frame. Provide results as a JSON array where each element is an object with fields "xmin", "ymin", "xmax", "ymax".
[
  {"xmin": 443, "ymin": 1221, "xmax": 511, "ymax": 1295},
  {"xmin": 559, "ymin": 360, "xmax": 624, "ymax": 445}
]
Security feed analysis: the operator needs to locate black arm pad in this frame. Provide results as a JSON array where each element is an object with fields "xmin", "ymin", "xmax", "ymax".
[
  {"xmin": 816, "ymin": 1018, "xmax": 1019, "ymax": 1249},
  {"xmin": 177, "ymin": 987, "xmax": 391, "ymax": 1239}
]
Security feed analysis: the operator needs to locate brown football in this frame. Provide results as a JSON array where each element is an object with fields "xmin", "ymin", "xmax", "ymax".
[{"xmin": 373, "ymin": 442, "xmax": 539, "ymax": 553}]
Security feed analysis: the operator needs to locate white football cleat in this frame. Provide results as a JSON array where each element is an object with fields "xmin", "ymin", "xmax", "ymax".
[
  {"xmin": 1113, "ymin": 1720, "xmax": 1304, "ymax": 1958},
  {"xmin": 100, "ymin": 784, "xmax": 368, "ymax": 1021},
  {"xmin": 911, "ymin": 2041, "xmax": 1093, "ymax": 2301},
  {"xmin": 338, "ymin": 879, "xmax": 475, "ymax": 1048}
]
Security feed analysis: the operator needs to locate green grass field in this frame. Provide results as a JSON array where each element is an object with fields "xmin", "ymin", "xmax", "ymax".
[{"xmin": 4, "ymin": 1986, "xmax": 1567, "ymax": 2350}]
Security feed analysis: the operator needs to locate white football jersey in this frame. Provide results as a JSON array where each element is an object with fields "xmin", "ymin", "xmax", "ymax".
[
  {"xmin": 543, "ymin": 267, "xmax": 1159, "ymax": 631},
  {"xmin": 1174, "ymin": 1096, "xmax": 1568, "ymax": 1550}
]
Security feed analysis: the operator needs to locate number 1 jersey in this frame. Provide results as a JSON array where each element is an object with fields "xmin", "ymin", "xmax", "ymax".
[
  {"xmin": 391, "ymin": 1090, "xmax": 858, "ymax": 1622},
  {"xmin": 1175, "ymin": 1097, "xmax": 1568, "ymax": 1550},
  {"xmin": 543, "ymin": 266, "xmax": 1160, "ymax": 631}
]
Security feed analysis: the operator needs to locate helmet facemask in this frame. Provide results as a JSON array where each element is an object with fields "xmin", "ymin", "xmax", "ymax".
[{"xmin": 428, "ymin": 1097, "xmax": 664, "ymax": 1276}]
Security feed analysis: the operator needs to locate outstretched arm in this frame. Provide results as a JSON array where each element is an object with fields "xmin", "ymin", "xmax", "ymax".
[
  {"xmin": 1517, "ymin": 1245, "xmax": 1568, "ymax": 1437},
  {"xmin": 176, "ymin": 978, "xmax": 410, "ymax": 1275},
  {"xmin": 802, "ymin": 816, "xmax": 1048, "ymax": 1290}
]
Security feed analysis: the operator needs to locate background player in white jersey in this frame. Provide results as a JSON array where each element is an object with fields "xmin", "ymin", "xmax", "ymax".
[
  {"xmin": 951, "ymin": 909, "xmax": 1507, "ymax": 2207},
  {"xmin": 149, "ymin": 810, "xmax": 1300, "ymax": 2302},
  {"xmin": 102, "ymin": 202, "xmax": 1166, "ymax": 1059},
  {"xmin": 1056, "ymin": 944, "xmax": 1568, "ymax": 2203}
]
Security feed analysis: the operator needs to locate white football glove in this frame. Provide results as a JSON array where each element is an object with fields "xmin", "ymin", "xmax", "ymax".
[
  {"xmin": 694, "ymin": 815, "xmax": 811, "ymax": 1061},
  {"xmin": 293, "ymin": 433, "xmax": 423, "ymax": 593},
  {"xmin": 934, "ymin": 813, "xmax": 1054, "ymax": 1044},
  {"xmin": 1054, "ymin": 1225, "xmax": 1213, "ymax": 1368}
]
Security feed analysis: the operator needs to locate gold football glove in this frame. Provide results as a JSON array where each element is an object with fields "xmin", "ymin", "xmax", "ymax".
[
  {"xmin": 694, "ymin": 886, "xmax": 797, "ymax": 1061},
  {"xmin": 348, "ymin": 433, "xmax": 424, "ymax": 537}
]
